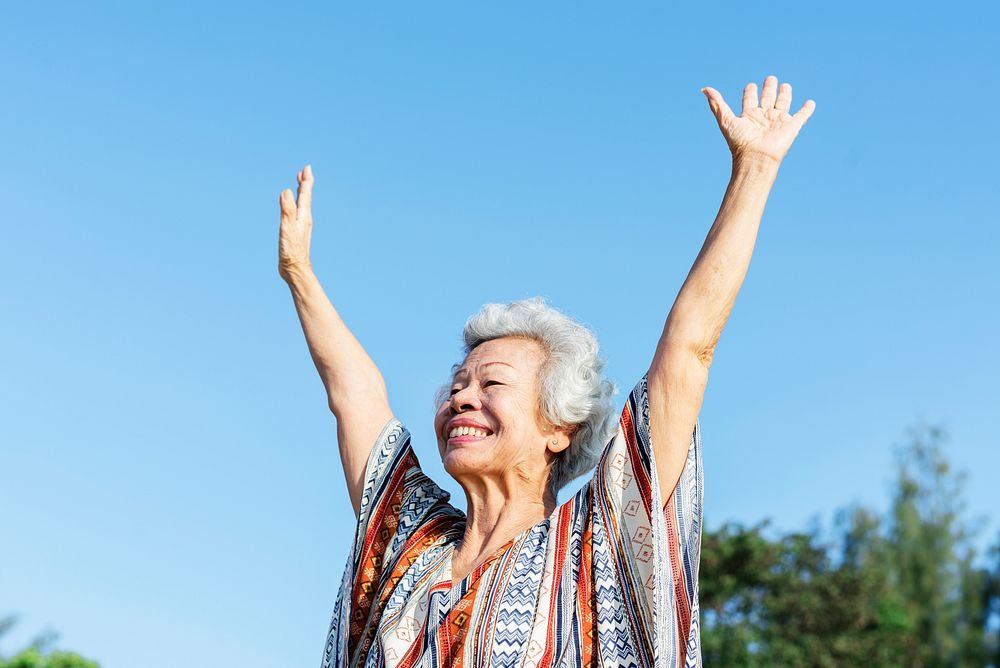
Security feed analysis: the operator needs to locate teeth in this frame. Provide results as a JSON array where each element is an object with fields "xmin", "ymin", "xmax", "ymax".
[{"xmin": 448, "ymin": 426, "xmax": 489, "ymax": 438}]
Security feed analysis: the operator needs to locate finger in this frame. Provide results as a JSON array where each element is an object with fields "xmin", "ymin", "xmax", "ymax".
[
  {"xmin": 775, "ymin": 82, "xmax": 792, "ymax": 113},
  {"xmin": 793, "ymin": 99, "xmax": 816, "ymax": 126},
  {"xmin": 701, "ymin": 86, "xmax": 735, "ymax": 123},
  {"xmin": 760, "ymin": 75, "xmax": 778, "ymax": 108},
  {"xmin": 279, "ymin": 189, "xmax": 296, "ymax": 224},
  {"xmin": 741, "ymin": 82, "xmax": 758, "ymax": 115},
  {"xmin": 296, "ymin": 164, "xmax": 314, "ymax": 218}
]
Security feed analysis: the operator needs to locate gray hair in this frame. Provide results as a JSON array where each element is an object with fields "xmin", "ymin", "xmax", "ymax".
[{"xmin": 437, "ymin": 297, "xmax": 617, "ymax": 494}]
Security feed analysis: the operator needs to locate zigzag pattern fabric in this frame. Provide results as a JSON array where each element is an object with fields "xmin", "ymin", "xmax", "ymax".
[{"xmin": 322, "ymin": 373, "xmax": 704, "ymax": 668}]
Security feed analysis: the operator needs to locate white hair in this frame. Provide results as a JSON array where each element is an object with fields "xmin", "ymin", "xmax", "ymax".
[{"xmin": 437, "ymin": 297, "xmax": 618, "ymax": 494}]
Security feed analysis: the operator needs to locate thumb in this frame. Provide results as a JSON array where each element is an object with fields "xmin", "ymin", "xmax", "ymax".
[
  {"xmin": 700, "ymin": 86, "xmax": 734, "ymax": 124},
  {"xmin": 700, "ymin": 87, "xmax": 714, "ymax": 109}
]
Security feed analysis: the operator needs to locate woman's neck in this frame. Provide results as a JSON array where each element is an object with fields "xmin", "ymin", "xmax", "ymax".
[{"xmin": 451, "ymin": 479, "xmax": 555, "ymax": 583}]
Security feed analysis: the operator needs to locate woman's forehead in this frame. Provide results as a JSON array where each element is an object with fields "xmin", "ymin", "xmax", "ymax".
[
  {"xmin": 453, "ymin": 360, "xmax": 515, "ymax": 379},
  {"xmin": 453, "ymin": 337, "xmax": 545, "ymax": 378}
]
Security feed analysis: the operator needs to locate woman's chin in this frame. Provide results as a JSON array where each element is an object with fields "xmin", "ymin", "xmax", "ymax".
[{"xmin": 442, "ymin": 448, "xmax": 493, "ymax": 480}]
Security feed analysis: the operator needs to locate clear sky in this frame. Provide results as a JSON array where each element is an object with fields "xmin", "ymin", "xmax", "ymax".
[{"xmin": 2, "ymin": 2, "xmax": 997, "ymax": 667}]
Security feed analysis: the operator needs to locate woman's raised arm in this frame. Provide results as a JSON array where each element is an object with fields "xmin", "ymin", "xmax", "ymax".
[
  {"xmin": 279, "ymin": 165, "xmax": 393, "ymax": 516},
  {"xmin": 646, "ymin": 76, "xmax": 815, "ymax": 506}
]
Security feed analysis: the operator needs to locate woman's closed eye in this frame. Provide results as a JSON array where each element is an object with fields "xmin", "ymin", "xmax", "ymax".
[{"xmin": 449, "ymin": 379, "xmax": 503, "ymax": 396}]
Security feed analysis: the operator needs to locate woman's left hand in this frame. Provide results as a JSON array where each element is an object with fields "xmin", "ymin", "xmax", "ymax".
[{"xmin": 701, "ymin": 75, "xmax": 815, "ymax": 166}]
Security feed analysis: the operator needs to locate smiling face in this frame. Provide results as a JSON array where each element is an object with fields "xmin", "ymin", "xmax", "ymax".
[{"xmin": 433, "ymin": 336, "xmax": 571, "ymax": 496}]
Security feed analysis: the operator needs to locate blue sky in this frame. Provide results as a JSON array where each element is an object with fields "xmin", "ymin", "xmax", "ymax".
[{"xmin": 2, "ymin": 2, "xmax": 997, "ymax": 667}]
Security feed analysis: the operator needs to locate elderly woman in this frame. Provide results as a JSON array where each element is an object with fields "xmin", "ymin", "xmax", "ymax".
[{"xmin": 279, "ymin": 76, "xmax": 814, "ymax": 668}]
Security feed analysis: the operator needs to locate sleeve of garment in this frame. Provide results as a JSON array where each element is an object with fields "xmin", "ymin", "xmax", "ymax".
[
  {"xmin": 321, "ymin": 418, "xmax": 459, "ymax": 668},
  {"xmin": 588, "ymin": 372, "xmax": 704, "ymax": 668}
]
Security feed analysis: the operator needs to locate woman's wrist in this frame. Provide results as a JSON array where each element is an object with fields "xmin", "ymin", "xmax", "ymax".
[
  {"xmin": 730, "ymin": 154, "xmax": 781, "ymax": 193},
  {"xmin": 280, "ymin": 259, "xmax": 315, "ymax": 285},
  {"xmin": 732, "ymin": 152, "xmax": 782, "ymax": 177}
]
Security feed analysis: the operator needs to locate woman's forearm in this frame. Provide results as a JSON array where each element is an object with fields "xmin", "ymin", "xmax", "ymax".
[
  {"xmin": 283, "ymin": 263, "xmax": 388, "ymax": 416},
  {"xmin": 658, "ymin": 156, "xmax": 780, "ymax": 364}
]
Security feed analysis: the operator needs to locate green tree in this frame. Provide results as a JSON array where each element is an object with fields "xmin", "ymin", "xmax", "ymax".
[
  {"xmin": 885, "ymin": 424, "xmax": 990, "ymax": 667},
  {"xmin": 700, "ymin": 520, "xmax": 773, "ymax": 665},
  {"xmin": 0, "ymin": 617, "xmax": 101, "ymax": 668},
  {"xmin": 982, "ymin": 532, "xmax": 1000, "ymax": 667},
  {"xmin": 700, "ymin": 423, "xmax": 998, "ymax": 667}
]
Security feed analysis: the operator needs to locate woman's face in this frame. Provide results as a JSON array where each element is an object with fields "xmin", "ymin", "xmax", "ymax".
[{"xmin": 433, "ymin": 336, "xmax": 567, "ymax": 491}]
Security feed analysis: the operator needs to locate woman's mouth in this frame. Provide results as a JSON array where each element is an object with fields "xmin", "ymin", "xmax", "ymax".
[{"xmin": 446, "ymin": 425, "xmax": 492, "ymax": 444}]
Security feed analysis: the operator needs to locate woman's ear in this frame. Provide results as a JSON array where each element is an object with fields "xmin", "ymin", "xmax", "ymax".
[{"xmin": 546, "ymin": 425, "xmax": 575, "ymax": 455}]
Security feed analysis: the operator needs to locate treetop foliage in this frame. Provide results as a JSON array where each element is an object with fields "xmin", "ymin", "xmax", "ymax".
[
  {"xmin": 701, "ymin": 423, "xmax": 1000, "ymax": 667},
  {"xmin": 0, "ymin": 618, "xmax": 100, "ymax": 668}
]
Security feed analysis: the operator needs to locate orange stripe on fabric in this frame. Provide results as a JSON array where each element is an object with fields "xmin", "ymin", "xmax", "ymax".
[
  {"xmin": 663, "ymin": 493, "xmax": 691, "ymax": 668},
  {"xmin": 537, "ymin": 502, "xmax": 573, "ymax": 666},
  {"xmin": 620, "ymin": 401, "xmax": 654, "ymax": 518},
  {"xmin": 578, "ymin": 516, "xmax": 597, "ymax": 668}
]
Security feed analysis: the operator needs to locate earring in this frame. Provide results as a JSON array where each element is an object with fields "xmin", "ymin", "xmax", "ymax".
[{"xmin": 551, "ymin": 438, "xmax": 558, "ymax": 445}]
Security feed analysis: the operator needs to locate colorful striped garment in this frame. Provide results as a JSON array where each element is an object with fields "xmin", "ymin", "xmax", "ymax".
[{"xmin": 322, "ymin": 373, "xmax": 704, "ymax": 668}]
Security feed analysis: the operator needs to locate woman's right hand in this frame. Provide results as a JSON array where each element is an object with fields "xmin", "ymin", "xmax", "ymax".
[
  {"xmin": 278, "ymin": 164, "xmax": 315, "ymax": 282},
  {"xmin": 701, "ymin": 76, "xmax": 815, "ymax": 166}
]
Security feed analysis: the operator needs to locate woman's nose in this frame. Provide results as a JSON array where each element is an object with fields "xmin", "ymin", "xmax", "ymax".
[{"xmin": 450, "ymin": 386, "xmax": 482, "ymax": 412}]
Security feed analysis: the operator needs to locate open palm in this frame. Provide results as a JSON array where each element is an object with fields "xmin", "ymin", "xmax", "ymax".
[
  {"xmin": 702, "ymin": 75, "xmax": 816, "ymax": 164},
  {"xmin": 278, "ymin": 165, "xmax": 314, "ymax": 281}
]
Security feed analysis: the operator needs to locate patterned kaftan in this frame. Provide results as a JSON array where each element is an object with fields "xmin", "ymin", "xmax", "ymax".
[{"xmin": 322, "ymin": 373, "xmax": 704, "ymax": 668}]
